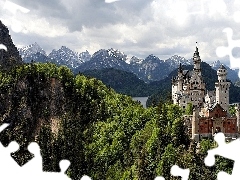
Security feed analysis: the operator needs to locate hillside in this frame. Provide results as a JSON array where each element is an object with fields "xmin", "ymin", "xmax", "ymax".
[
  {"xmin": 81, "ymin": 63, "xmax": 240, "ymax": 103},
  {"xmin": 0, "ymin": 62, "xmax": 233, "ymax": 179},
  {"xmin": 82, "ymin": 68, "xmax": 149, "ymax": 96},
  {"xmin": 0, "ymin": 62, "xmax": 186, "ymax": 179}
]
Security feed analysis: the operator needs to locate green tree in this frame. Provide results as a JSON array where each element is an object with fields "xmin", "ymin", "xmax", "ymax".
[
  {"xmin": 156, "ymin": 144, "xmax": 177, "ymax": 179},
  {"xmin": 185, "ymin": 102, "xmax": 193, "ymax": 115},
  {"xmin": 229, "ymin": 105, "xmax": 236, "ymax": 116}
]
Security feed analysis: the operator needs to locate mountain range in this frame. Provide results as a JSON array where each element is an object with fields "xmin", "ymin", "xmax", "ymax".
[{"xmin": 18, "ymin": 43, "xmax": 239, "ymax": 84}]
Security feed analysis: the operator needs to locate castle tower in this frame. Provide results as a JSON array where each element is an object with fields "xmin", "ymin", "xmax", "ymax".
[
  {"xmin": 193, "ymin": 42, "xmax": 201, "ymax": 74},
  {"xmin": 215, "ymin": 65, "xmax": 231, "ymax": 112},
  {"xmin": 177, "ymin": 63, "xmax": 183, "ymax": 91},
  {"xmin": 235, "ymin": 103, "xmax": 240, "ymax": 133},
  {"xmin": 189, "ymin": 44, "xmax": 205, "ymax": 107},
  {"xmin": 192, "ymin": 107, "xmax": 199, "ymax": 141}
]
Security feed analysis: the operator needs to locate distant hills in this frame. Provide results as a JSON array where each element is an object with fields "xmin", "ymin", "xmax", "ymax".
[
  {"xmin": 146, "ymin": 62, "xmax": 240, "ymax": 106},
  {"xmin": 82, "ymin": 68, "xmax": 149, "ymax": 96},
  {"xmin": 210, "ymin": 60, "xmax": 240, "ymax": 84},
  {"xmin": 18, "ymin": 42, "xmax": 239, "ymax": 84},
  {"xmin": 82, "ymin": 62, "xmax": 240, "ymax": 105}
]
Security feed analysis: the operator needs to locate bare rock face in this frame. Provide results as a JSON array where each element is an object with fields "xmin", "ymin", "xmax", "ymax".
[{"xmin": 0, "ymin": 20, "xmax": 23, "ymax": 70}]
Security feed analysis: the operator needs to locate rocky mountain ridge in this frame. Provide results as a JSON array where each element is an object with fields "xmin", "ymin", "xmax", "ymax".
[
  {"xmin": 18, "ymin": 42, "xmax": 240, "ymax": 83},
  {"xmin": 0, "ymin": 20, "xmax": 22, "ymax": 69}
]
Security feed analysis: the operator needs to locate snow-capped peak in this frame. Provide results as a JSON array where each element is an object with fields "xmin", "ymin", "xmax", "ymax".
[
  {"xmin": 79, "ymin": 50, "xmax": 91, "ymax": 63},
  {"xmin": 128, "ymin": 56, "xmax": 144, "ymax": 64},
  {"xmin": 165, "ymin": 55, "xmax": 192, "ymax": 66},
  {"xmin": 19, "ymin": 42, "xmax": 46, "ymax": 56},
  {"xmin": 210, "ymin": 60, "xmax": 222, "ymax": 68}
]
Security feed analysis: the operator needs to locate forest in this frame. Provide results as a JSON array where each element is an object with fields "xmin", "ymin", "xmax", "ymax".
[{"xmin": 0, "ymin": 62, "xmax": 234, "ymax": 180}]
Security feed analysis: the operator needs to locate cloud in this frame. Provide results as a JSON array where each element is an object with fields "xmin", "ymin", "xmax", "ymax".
[{"xmin": 1, "ymin": 0, "xmax": 240, "ymax": 65}]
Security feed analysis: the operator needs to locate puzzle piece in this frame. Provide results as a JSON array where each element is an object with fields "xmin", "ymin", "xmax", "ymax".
[
  {"xmin": 105, "ymin": 0, "xmax": 120, "ymax": 3},
  {"xmin": 205, "ymin": 132, "xmax": 240, "ymax": 179},
  {"xmin": 216, "ymin": 28, "xmax": 240, "ymax": 78},
  {"xmin": 233, "ymin": 11, "xmax": 240, "ymax": 23},
  {"xmin": 154, "ymin": 165, "xmax": 189, "ymax": 180},
  {"xmin": 0, "ymin": 123, "xmax": 22, "ymax": 178},
  {"xmin": 0, "ymin": 123, "xmax": 92, "ymax": 179},
  {"xmin": 0, "ymin": 44, "xmax": 7, "ymax": 51},
  {"xmin": 3, "ymin": 0, "xmax": 30, "ymax": 14},
  {"xmin": 3, "ymin": 0, "xmax": 30, "ymax": 33},
  {"xmin": 154, "ymin": 177, "xmax": 165, "ymax": 180},
  {"xmin": 171, "ymin": 165, "xmax": 190, "ymax": 180}
]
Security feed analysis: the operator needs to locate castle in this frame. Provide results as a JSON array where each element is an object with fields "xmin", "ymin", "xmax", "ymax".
[{"xmin": 172, "ymin": 45, "xmax": 240, "ymax": 141}]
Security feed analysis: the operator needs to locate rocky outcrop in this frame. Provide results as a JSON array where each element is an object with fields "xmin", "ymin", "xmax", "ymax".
[{"xmin": 0, "ymin": 20, "xmax": 23, "ymax": 70}]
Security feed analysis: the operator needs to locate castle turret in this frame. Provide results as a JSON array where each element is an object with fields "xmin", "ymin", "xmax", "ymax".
[
  {"xmin": 189, "ymin": 43, "xmax": 205, "ymax": 107},
  {"xmin": 192, "ymin": 107, "xmax": 199, "ymax": 141},
  {"xmin": 215, "ymin": 65, "xmax": 231, "ymax": 112},
  {"xmin": 235, "ymin": 103, "xmax": 240, "ymax": 133},
  {"xmin": 193, "ymin": 42, "xmax": 201, "ymax": 74},
  {"xmin": 177, "ymin": 63, "xmax": 183, "ymax": 91}
]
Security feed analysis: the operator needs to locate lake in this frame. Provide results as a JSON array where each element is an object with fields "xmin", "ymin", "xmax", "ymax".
[{"xmin": 132, "ymin": 97, "xmax": 148, "ymax": 108}]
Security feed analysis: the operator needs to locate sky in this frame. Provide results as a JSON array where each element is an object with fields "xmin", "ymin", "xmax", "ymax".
[{"xmin": 1, "ymin": 0, "xmax": 240, "ymax": 67}]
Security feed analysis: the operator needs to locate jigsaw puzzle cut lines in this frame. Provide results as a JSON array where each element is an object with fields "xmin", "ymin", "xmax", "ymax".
[
  {"xmin": 0, "ymin": 124, "xmax": 93, "ymax": 179},
  {"xmin": 0, "ymin": 0, "xmax": 240, "ymax": 179},
  {"xmin": 216, "ymin": 28, "xmax": 240, "ymax": 78},
  {"xmin": 154, "ymin": 165, "xmax": 190, "ymax": 180},
  {"xmin": 171, "ymin": 165, "xmax": 190, "ymax": 180},
  {"xmin": 0, "ymin": 44, "xmax": 7, "ymax": 51},
  {"xmin": 233, "ymin": 11, "xmax": 240, "ymax": 23},
  {"xmin": 154, "ymin": 177, "xmax": 165, "ymax": 180},
  {"xmin": 2, "ymin": 0, "xmax": 30, "ymax": 33},
  {"xmin": 105, "ymin": 0, "xmax": 120, "ymax": 3},
  {"xmin": 205, "ymin": 132, "xmax": 240, "ymax": 179},
  {"xmin": 3, "ymin": 0, "xmax": 30, "ymax": 14}
]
